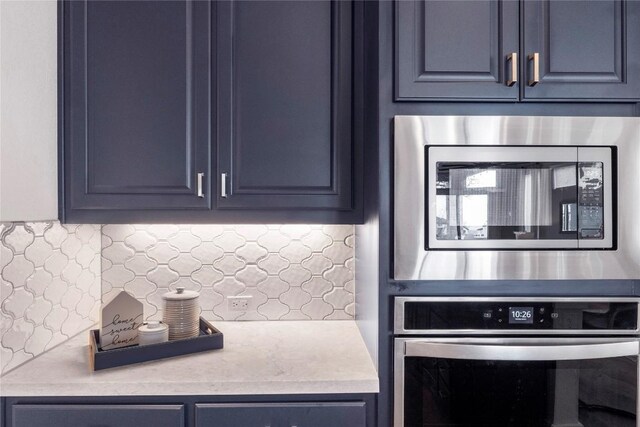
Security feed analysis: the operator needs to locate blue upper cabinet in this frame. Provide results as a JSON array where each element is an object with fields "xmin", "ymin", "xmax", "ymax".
[
  {"xmin": 215, "ymin": 1, "xmax": 354, "ymax": 211},
  {"xmin": 396, "ymin": 0, "xmax": 640, "ymax": 102},
  {"xmin": 62, "ymin": 1, "xmax": 212, "ymax": 215},
  {"xmin": 60, "ymin": 0, "xmax": 361, "ymax": 224},
  {"xmin": 522, "ymin": 0, "xmax": 640, "ymax": 101},
  {"xmin": 395, "ymin": 0, "xmax": 520, "ymax": 101}
]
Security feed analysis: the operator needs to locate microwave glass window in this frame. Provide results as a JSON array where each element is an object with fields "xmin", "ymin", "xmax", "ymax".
[{"xmin": 434, "ymin": 161, "xmax": 605, "ymax": 241}]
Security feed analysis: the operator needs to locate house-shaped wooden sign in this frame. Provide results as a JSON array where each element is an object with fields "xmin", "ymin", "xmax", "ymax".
[{"xmin": 100, "ymin": 290, "xmax": 143, "ymax": 350}]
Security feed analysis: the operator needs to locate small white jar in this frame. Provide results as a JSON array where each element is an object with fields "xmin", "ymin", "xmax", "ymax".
[{"xmin": 138, "ymin": 321, "xmax": 169, "ymax": 346}]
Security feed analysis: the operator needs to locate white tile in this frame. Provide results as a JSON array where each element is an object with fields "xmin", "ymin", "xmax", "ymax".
[
  {"xmin": 235, "ymin": 265, "xmax": 268, "ymax": 287},
  {"xmin": 301, "ymin": 277, "xmax": 333, "ymax": 297},
  {"xmin": 24, "ymin": 237, "xmax": 53, "ymax": 267},
  {"xmin": 4, "ymin": 224, "xmax": 35, "ymax": 254},
  {"xmin": 43, "ymin": 278, "xmax": 68, "ymax": 306},
  {"xmin": 76, "ymin": 293, "xmax": 97, "ymax": 318},
  {"xmin": 43, "ymin": 223, "xmax": 67, "ymax": 247},
  {"xmin": 279, "ymin": 241, "xmax": 313, "ymax": 264},
  {"xmin": 191, "ymin": 265, "xmax": 224, "ymax": 287},
  {"xmin": 146, "ymin": 265, "xmax": 179, "ymax": 288},
  {"xmin": 257, "ymin": 299, "xmax": 289, "ymax": 319},
  {"xmin": 214, "ymin": 231, "xmax": 246, "ymax": 252},
  {"xmin": 76, "ymin": 224, "xmax": 98, "ymax": 243},
  {"xmin": 189, "ymin": 225, "xmax": 225, "ymax": 241},
  {"xmin": 301, "ymin": 298, "xmax": 334, "ymax": 319},
  {"xmin": 168, "ymin": 253, "xmax": 202, "ymax": 276},
  {"xmin": 124, "ymin": 231, "xmax": 157, "ymax": 251},
  {"xmin": 257, "ymin": 276, "xmax": 289, "ymax": 298},
  {"xmin": 213, "ymin": 254, "xmax": 246, "ymax": 276},
  {"xmin": 321, "ymin": 225, "xmax": 353, "ymax": 242},
  {"xmin": 3, "ymin": 255, "xmax": 35, "ymax": 287},
  {"xmin": 212, "ymin": 277, "xmax": 246, "ymax": 296},
  {"xmin": 43, "ymin": 251, "xmax": 69, "ymax": 276},
  {"xmin": 279, "ymin": 224, "xmax": 312, "ymax": 239},
  {"xmin": 279, "ymin": 265, "xmax": 312, "ymax": 287},
  {"xmin": 147, "ymin": 224, "xmax": 180, "ymax": 240},
  {"xmin": 280, "ymin": 310, "xmax": 310, "ymax": 320},
  {"xmin": 2, "ymin": 287, "xmax": 34, "ymax": 318},
  {"xmin": 1, "ymin": 278, "xmax": 13, "ymax": 306},
  {"xmin": 102, "ymin": 241, "xmax": 135, "ymax": 265},
  {"xmin": 323, "ymin": 265, "xmax": 352, "ymax": 288},
  {"xmin": 0, "ymin": 243, "xmax": 13, "ymax": 270},
  {"xmin": 24, "ymin": 325, "xmax": 52, "ymax": 355},
  {"xmin": 102, "ymin": 225, "xmax": 136, "ymax": 242},
  {"xmin": 102, "ymin": 265, "xmax": 135, "ymax": 287},
  {"xmin": 256, "ymin": 254, "xmax": 289, "ymax": 275},
  {"xmin": 147, "ymin": 242, "xmax": 180, "ymax": 264},
  {"xmin": 124, "ymin": 254, "xmax": 157, "ymax": 275},
  {"xmin": 1, "ymin": 317, "xmax": 34, "ymax": 352},
  {"xmin": 323, "ymin": 288, "xmax": 353, "ymax": 310},
  {"xmin": 61, "ymin": 287, "xmax": 82, "ymax": 311},
  {"xmin": 322, "ymin": 241, "xmax": 352, "ymax": 264},
  {"xmin": 61, "ymin": 260, "xmax": 83, "ymax": 283},
  {"xmin": 1, "ymin": 346, "xmax": 13, "ymax": 373},
  {"xmin": 230, "ymin": 225, "xmax": 268, "ymax": 241},
  {"xmin": 256, "ymin": 230, "xmax": 290, "ymax": 252},
  {"xmin": 76, "ymin": 245, "xmax": 98, "ymax": 269},
  {"xmin": 167, "ymin": 231, "xmax": 202, "ymax": 253},
  {"xmin": 301, "ymin": 254, "xmax": 333, "ymax": 275},
  {"xmin": 60, "ymin": 233, "xmax": 82, "ymax": 258},
  {"xmin": 199, "ymin": 288, "xmax": 224, "ymax": 312},
  {"xmin": 300, "ymin": 229, "xmax": 332, "ymax": 251},
  {"xmin": 24, "ymin": 268, "xmax": 52, "ymax": 297},
  {"xmin": 189, "ymin": 242, "xmax": 224, "ymax": 266},
  {"xmin": 236, "ymin": 242, "xmax": 268, "ymax": 263},
  {"xmin": 4, "ymin": 349, "xmax": 33, "ymax": 373},
  {"xmin": 279, "ymin": 287, "xmax": 311, "ymax": 310},
  {"xmin": 24, "ymin": 297, "xmax": 53, "ymax": 324}
]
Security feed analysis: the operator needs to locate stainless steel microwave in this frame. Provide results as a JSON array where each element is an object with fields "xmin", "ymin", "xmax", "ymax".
[{"xmin": 394, "ymin": 116, "xmax": 640, "ymax": 280}]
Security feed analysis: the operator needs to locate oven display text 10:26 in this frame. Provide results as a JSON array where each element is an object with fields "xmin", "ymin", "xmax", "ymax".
[{"xmin": 509, "ymin": 307, "xmax": 534, "ymax": 324}]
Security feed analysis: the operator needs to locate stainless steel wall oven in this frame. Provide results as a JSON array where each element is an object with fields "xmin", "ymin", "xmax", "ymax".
[
  {"xmin": 394, "ymin": 297, "xmax": 640, "ymax": 427},
  {"xmin": 394, "ymin": 116, "xmax": 640, "ymax": 280}
]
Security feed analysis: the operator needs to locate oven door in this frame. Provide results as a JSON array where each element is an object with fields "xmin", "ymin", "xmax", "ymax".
[
  {"xmin": 427, "ymin": 146, "xmax": 613, "ymax": 250},
  {"xmin": 395, "ymin": 337, "xmax": 639, "ymax": 427}
]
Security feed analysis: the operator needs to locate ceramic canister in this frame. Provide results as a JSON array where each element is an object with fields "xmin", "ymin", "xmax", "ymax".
[
  {"xmin": 138, "ymin": 321, "xmax": 169, "ymax": 346},
  {"xmin": 162, "ymin": 287, "xmax": 200, "ymax": 340}
]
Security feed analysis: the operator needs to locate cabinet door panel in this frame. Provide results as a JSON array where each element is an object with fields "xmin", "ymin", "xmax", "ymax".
[
  {"xmin": 195, "ymin": 402, "xmax": 366, "ymax": 427},
  {"xmin": 217, "ymin": 1, "xmax": 352, "ymax": 210},
  {"xmin": 523, "ymin": 0, "xmax": 640, "ymax": 101},
  {"xmin": 64, "ymin": 0, "xmax": 211, "ymax": 212},
  {"xmin": 12, "ymin": 404, "xmax": 184, "ymax": 427},
  {"xmin": 395, "ymin": 0, "xmax": 519, "ymax": 101}
]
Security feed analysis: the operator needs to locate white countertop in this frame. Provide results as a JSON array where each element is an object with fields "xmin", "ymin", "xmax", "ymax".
[{"xmin": 0, "ymin": 321, "xmax": 379, "ymax": 397}]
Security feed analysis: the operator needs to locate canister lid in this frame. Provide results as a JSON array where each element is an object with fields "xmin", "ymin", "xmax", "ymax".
[
  {"xmin": 138, "ymin": 321, "xmax": 168, "ymax": 334},
  {"xmin": 162, "ymin": 286, "xmax": 199, "ymax": 301}
]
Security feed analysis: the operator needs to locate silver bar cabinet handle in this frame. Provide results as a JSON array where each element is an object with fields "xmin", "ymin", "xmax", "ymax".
[
  {"xmin": 506, "ymin": 52, "xmax": 517, "ymax": 86},
  {"xmin": 405, "ymin": 340, "xmax": 639, "ymax": 361},
  {"xmin": 528, "ymin": 52, "xmax": 540, "ymax": 86},
  {"xmin": 220, "ymin": 173, "xmax": 228, "ymax": 198},
  {"xmin": 197, "ymin": 172, "xmax": 205, "ymax": 198}
]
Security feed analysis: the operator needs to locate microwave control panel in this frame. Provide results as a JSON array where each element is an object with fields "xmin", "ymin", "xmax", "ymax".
[{"xmin": 578, "ymin": 162, "xmax": 604, "ymax": 239}]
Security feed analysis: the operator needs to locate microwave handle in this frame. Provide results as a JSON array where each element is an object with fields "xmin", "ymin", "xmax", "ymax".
[{"xmin": 405, "ymin": 340, "xmax": 639, "ymax": 361}]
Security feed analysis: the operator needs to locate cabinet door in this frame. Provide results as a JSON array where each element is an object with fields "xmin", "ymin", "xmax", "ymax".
[
  {"xmin": 523, "ymin": 0, "xmax": 640, "ymax": 101},
  {"xmin": 12, "ymin": 404, "xmax": 184, "ymax": 427},
  {"xmin": 195, "ymin": 402, "xmax": 366, "ymax": 427},
  {"xmin": 63, "ymin": 1, "xmax": 211, "ymax": 216},
  {"xmin": 395, "ymin": 0, "xmax": 520, "ymax": 101},
  {"xmin": 216, "ymin": 1, "xmax": 353, "ymax": 210}
]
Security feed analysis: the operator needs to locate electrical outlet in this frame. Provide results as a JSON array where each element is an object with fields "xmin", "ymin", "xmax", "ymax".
[{"xmin": 228, "ymin": 295, "xmax": 252, "ymax": 311}]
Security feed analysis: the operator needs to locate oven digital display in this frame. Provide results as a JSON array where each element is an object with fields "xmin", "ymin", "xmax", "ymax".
[{"xmin": 509, "ymin": 307, "xmax": 534, "ymax": 324}]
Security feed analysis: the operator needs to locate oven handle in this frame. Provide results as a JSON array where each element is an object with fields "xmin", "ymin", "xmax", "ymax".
[{"xmin": 405, "ymin": 340, "xmax": 639, "ymax": 361}]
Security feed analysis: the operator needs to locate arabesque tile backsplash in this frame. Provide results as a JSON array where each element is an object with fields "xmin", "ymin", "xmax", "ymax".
[
  {"xmin": 1, "ymin": 222, "xmax": 355, "ymax": 375},
  {"xmin": 0, "ymin": 222, "xmax": 101, "ymax": 375},
  {"xmin": 102, "ymin": 225, "xmax": 355, "ymax": 321}
]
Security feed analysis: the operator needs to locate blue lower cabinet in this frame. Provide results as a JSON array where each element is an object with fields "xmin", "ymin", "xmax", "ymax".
[
  {"xmin": 11, "ymin": 404, "xmax": 185, "ymax": 427},
  {"xmin": 195, "ymin": 402, "xmax": 367, "ymax": 427}
]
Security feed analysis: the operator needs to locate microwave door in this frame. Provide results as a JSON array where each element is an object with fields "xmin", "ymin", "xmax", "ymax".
[{"xmin": 427, "ymin": 146, "xmax": 580, "ymax": 249}]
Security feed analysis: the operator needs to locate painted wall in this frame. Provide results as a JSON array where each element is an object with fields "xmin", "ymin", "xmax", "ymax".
[
  {"xmin": 102, "ymin": 225, "xmax": 355, "ymax": 321},
  {"xmin": 0, "ymin": 1, "xmax": 58, "ymax": 222},
  {"xmin": 0, "ymin": 222, "xmax": 101, "ymax": 375}
]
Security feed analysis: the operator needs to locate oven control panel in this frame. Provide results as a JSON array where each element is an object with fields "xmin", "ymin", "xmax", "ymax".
[{"xmin": 400, "ymin": 299, "xmax": 639, "ymax": 333}]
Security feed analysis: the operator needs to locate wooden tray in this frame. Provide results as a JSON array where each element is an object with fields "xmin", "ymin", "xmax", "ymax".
[{"xmin": 89, "ymin": 317, "xmax": 223, "ymax": 371}]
